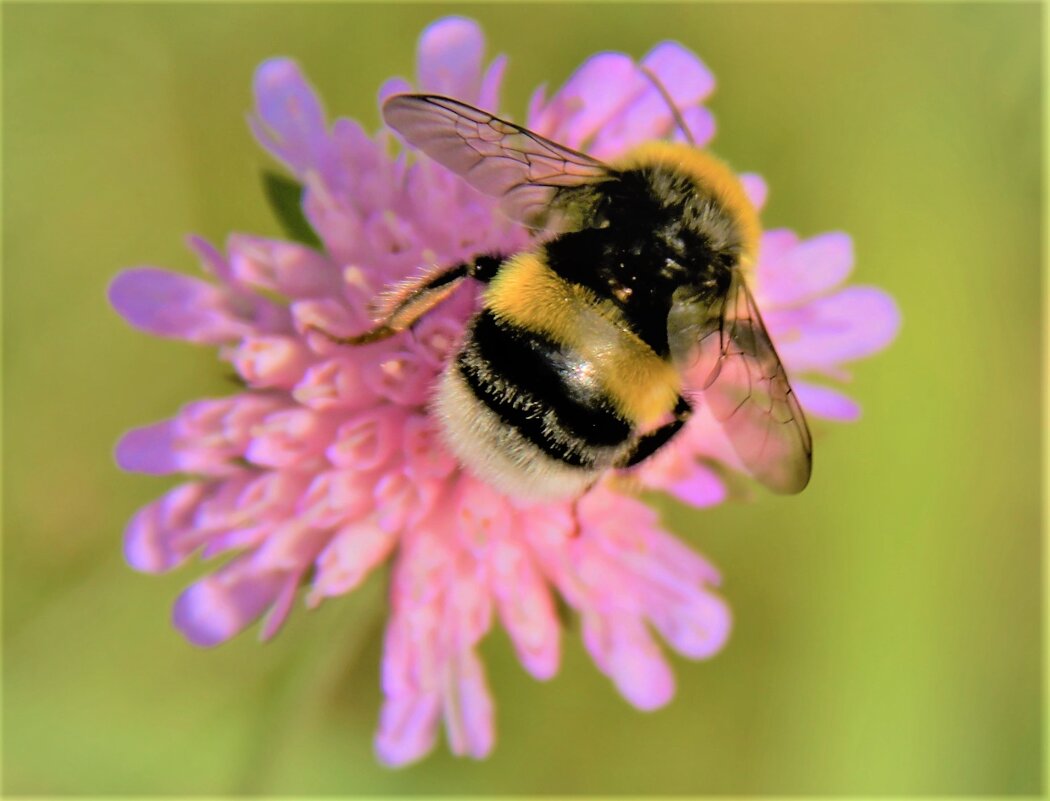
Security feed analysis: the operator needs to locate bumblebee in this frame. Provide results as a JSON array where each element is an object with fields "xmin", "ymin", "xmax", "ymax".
[{"xmin": 313, "ymin": 92, "xmax": 812, "ymax": 501}]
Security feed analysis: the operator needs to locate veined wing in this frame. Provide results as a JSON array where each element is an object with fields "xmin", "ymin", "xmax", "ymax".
[
  {"xmin": 383, "ymin": 94, "xmax": 613, "ymax": 231},
  {"xmin": 668, "ymin": 276, "xmax": 812, "ymax": 493}
]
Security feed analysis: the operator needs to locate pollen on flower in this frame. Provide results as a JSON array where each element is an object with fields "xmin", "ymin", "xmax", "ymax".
[{"xmin": 111, "ymin": 14, "xmax": 898, "ymax": 767}]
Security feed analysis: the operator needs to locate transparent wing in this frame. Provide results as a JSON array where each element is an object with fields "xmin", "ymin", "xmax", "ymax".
[
  {"xmin": 382, "ymin": 94, "xmax": 612, "ymax": 230},
  {"xmin": 668, "ymin": 277, "xmax": 813, "ymax": 493}
]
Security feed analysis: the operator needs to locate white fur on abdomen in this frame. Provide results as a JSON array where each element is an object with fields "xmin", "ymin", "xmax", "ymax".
[{"xmin": 433, "ymin": 366, "xmax": 604, "ymax": 503}]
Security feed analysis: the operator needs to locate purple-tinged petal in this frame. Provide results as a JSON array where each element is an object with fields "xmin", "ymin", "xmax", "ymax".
[
  {"xmin": 124, "ymin": 481, "xmax": 210, "ymax": 572},
  {"xmin": 309, "ymin": 517, "xmax": 397, "ymax": 604},
  {"xmin": 187, "ymin": 235, "xmax": 237, "ymax": 284},
  {"xmin": 299, "ymin": 469, "xmax": 376, "ymax": 529},
  {"xmin": 291, "ymin": 298, "xmax": 371, "ymax": 348},
  {"xmin": 442, "ymin": 649, "xmax": 495, "ymax": 759},
  {"xmin": 771, "ymin": 286, "xmax": 902, "ymax": 376},
  {"xmin": 454, "ymin": 478, "xmax": 514, "ymax": 553},
  {"xmin": 648, "ymin": 592, "xmax": 731, "ymax": 660},
  {"xmin": 375, "ymin": 692, "xmax": 442, "ymax": 767},
  {"xmin": 757, "ymin": 231, "xmax": 855, "ymax": 308},
  {"xmin": 109, "ymin": 268, "xmax": 253, "ymax": 344},
  {"xmin": 374, "ymin": 469, "xmax": 441, "ymax": 534},
  {"xmin": 490, "ymin": 537, "xmax": 560, "ymax": 680},
  {"xmin": 582, "ymin": 613, "xmax": 675, "ymax": 710},
  {"xmin": 293, "ymin": 357, "xmax": 377, "ymax": 412},
  {"xmin": 173, "ymin": 563, "xmax": 287, "ymax": 647},
  {"xmin": 793, "ymin": 380, "xmax": 862, "ymax": 422},
  {"xmin": 227, "ymin": 235, "xmax": 340, "ymax": 299},
  {"xmin": 250, "ymin": 58, "xmax": 328, "ymax": 175},
  {"xmin": 229, "ymin": 335, "xmax": 313, "ymax": 389},
  {"xmin": 671, "ymin": 105, "xmax": 716, "ymax": 148},
  {"xmin": 477, "ymin": 54, "xmax": 507, "ymax": 113},
  {"xmin": 326, "ymin": 407, "xmax": 405, "ymax": 472},
  {"xmin": 661, "ymin": 461, "xmax": 727, "ymax": 509},
  {"xmin": 244, "ymin": 408, "xmax": 337, "ymax": 468},
  {"xmin": 639, "ymin": 447, "xmax": 727, "ymax": 509},
  {"xmin": 378, "ymin": 77, "xmax": 414, "ymax": 107},
  {"xmin": 739, "ymin": 173, "xmax": 768, "ymax": 211},
  {"xmin": 402, "ymin": 415, "xmax": 457, "ymax": 481},
  {"xmin": 586, "ymin": 42, "xmax": 716, "ymax": 156},
  {"xmin": 641, "ymin": 41, "xmax": 715, "ymax": 107},
  {"xmin": 529, "ymin": 53, "xmax": 645, "ymax": 151},
  {"xmin": 115, "ymin": 420, "xmax": 180, "ymax": 475},
  {"xmin": 363, "ymin": 349, "xmax": 432, "ymax": 407},
  {"xmin": 416, "ymin": 17, "xmax": 485, "ymax": 103},
  {"xmin": 259, "ymin": 572, "xmax": 302, "ymax": 641}
]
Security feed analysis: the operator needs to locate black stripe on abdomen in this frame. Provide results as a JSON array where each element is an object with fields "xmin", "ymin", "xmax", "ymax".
[{"xmin": 456, "ymin": 310, "xmax": 632, "ymax": 467}]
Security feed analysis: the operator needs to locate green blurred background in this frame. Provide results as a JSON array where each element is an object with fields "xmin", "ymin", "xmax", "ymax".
[{"xmin": 3, "ymin": 2, "xmax": 1043, "ymax": 795}]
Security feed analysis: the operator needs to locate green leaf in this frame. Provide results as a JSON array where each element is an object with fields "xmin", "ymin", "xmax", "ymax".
[{"xmin": 261, "ymin": 171, "xmax": 323, "ymax": 249}]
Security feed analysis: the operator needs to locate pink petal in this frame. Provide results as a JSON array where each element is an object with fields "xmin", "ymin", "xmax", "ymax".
[
  {"xmin": 671, "ymin": 105, "xmax": 716, "ymax": 148},
  {"xmin": 582, "ymin": 613, "xmax": 675, "ymax": 710},
  {"xmin": 529, "ymin": 53, "xmax": 646, "ymax": 150},
  {"xmin": 648, "ymin": 592, "xmax": 731, "ymax": 660},
  {"xmin": 227, "ymin": 235, "xmax": 340, "ymax": 299},
  {"xmin": 375, "ymin": 692, "xmax": 442, "ymax": 767},
  {"xmin": 292, "ymin": 357, "xmax": 376, "ymax": 412},
  {"xmin": 416, "ymin": 17, "xmax": 485, "ymax": 103},
  {"xmin": 259, "ymin": 571, "xmax": 302, "ymax": 641},
  {"xmin": 244, "ymin": 408, "xmax": 335, "ymax": 468},
  {"xmin": 662, "ymin": 462, "xmax": 727, "ymax": 508},
  {"xmin": 309, "ymin": 517, "xmax": 398, "ymax": 604},
  {"xmin": 402, "ymin": 415, "xmax": 457, "ymax": 481},
  {"xmin": 123, "ymin": 481, "xmax": 209, "ymax": 572},
  {"xmin": 771, "ymin": 286, "xmax": 902, "ymax": 376},
  {"xmin": 757, "ymin": 231, "xmax": 855, "ymax": 308},
  {"xmin": 739, "ymin": 173, "xmax": 768, "ymax": 211},
  {"xmin": 477, "ymin": 54, "xmax": 507, "ymax": 112},
  {"xmin": 298, "ymin": 470, "xmax": 376, "ymax": 529},
  {"xmin": 109, "ymin": 268, "xmax": 252, "ymax": 343},
  {"xmin": 250, "ymin": 58, "xmax": 328, "ymax": 175},
  {"xmin": 490, "ymin": 538, "xmax": 560, "ymax": 679},
  {"xmin": 641, "ymin": 41, "xmax": 715, "ymax": 107},
  {"xmin": 362, "ymin": 349, "xmax": 432, "ymax": 407},
  {"xmin": 229, "ymin": 335, "xmax": 313, "ymax": 389},
  {"xmin": 173, "ymin": 563, "xmax": 287, "ymax": 647},
  {"xmin": 115, "ymin": 420, "xmax": 180, "ymax": 475},
  {"xmin": 326, "ymin": 407, "xmax": 405, "ymax": 472},
  {"xmin": 442, "ymin": 649, "xmax": 495, "ymax": 759},
  {"xmin": 793, "ymin": 380, "xmax": 861, "ymax": 422}
]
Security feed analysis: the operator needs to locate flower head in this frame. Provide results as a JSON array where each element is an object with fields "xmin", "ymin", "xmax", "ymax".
[{"xmin": 110, "ymin": 17, "xmax": 899, "ymax": 766}]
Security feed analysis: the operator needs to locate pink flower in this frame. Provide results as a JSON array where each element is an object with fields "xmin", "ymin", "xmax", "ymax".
[{"xmin": 110, "ymin": 17, "xmax": 899, "ymax": 766}]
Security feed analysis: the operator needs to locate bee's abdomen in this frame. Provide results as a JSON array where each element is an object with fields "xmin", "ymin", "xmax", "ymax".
[{"xmin": 455, "ymin": 310, "xmax": 633, "ymax": 468}]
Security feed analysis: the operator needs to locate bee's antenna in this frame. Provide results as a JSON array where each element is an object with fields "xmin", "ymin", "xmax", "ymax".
[{"xmin": 640, "ymin": 65, "xmax": 696, "ymax": 148}]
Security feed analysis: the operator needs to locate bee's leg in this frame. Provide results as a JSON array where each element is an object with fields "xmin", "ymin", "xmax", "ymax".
[
  {"xmin": 569, "ymin": 484, "xmax": 595, "ymax": 539},
  {"xmin": 621, "ymin": 396, "xmax": 693, "ymax": 468},
  {"xmin": 308, "ymin": 254, "xmax": 504, "ymax": 345}
]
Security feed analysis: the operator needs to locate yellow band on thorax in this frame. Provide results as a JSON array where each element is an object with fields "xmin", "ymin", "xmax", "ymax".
[{"xmin": 485, "ymin": 253, "xmax": 680, "ymax": 427}]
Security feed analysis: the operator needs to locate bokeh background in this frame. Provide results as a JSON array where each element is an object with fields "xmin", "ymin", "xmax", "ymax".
[{"xmin": 3, "ymin": 2, "xmax": 1043, "ymax": 795}]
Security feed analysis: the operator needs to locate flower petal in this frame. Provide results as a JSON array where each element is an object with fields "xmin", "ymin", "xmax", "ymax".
[
  {"xmin": 793, "ymin": 380, "xmax": 862, "ymax": 422},
  {"xmin": 375, "ymin": 692, "xmax": 441, "ymax": 767},
  {"xmin": 173, "ymin": 562, "xmax": 287, "ymax": 647},
  {"xmin": 442, "ymin": 648, "xmax": 495, "ymax": 759},
  {"xmin": 757, "ymin": 231, "xmax": 855, "ymax": 308},
  {"xmin": 739, "ymin": 172, "xmax": 768, "ymax": 211},
  {"xmin": 109, "ymin": 268, "xmax": 252, "ymax": 343},
  {"xmin": 582, "ymin": 613, "xmax": 675, "ymax": 710},
  {"xmin": 648, "ymin": 591, "xmax": 731, "ymax": 660},
  {"xmin": 227, "ymin": 235, "xmax": 340, "ymax": 299},
  {"xmin": 250, "ymin": 58, "xmax": 328, "ymax": 175},
  {"xmin": 115, "ymin": 420, "xmax": 180, "ymax": 475},
  {"xmin": 771, "ymin": 286, "xmax": 902, "ymax": 376},
  {"xmin": 416, "ymin": 17, "xmax": 485, "ymax": 103}
]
